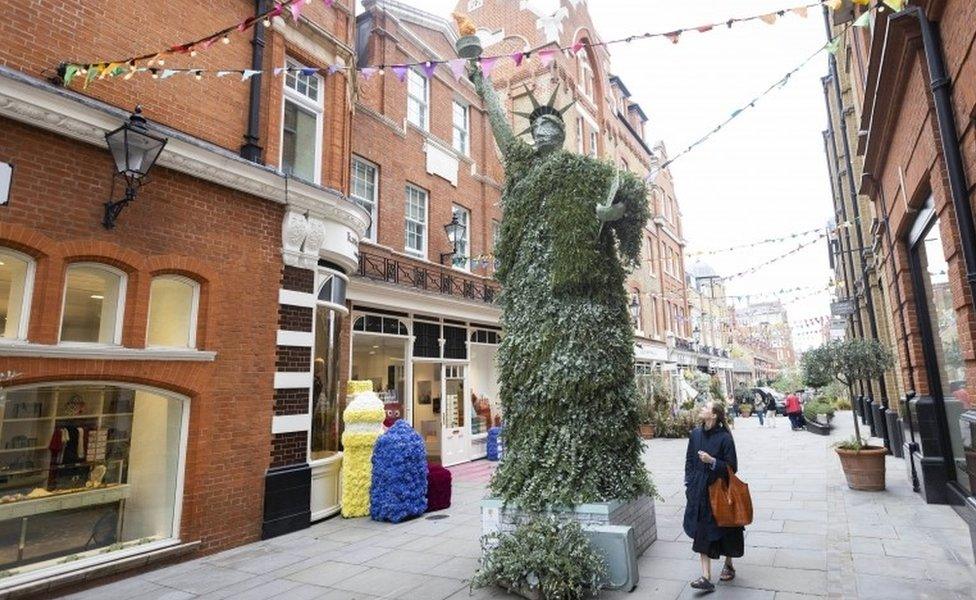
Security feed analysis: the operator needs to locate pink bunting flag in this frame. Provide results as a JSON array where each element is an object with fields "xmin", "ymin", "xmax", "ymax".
[
  {"xmin": 479, "ymin": 56, "xmax": 499, "ymax": 76},
  {"xmin": 328, "ymin": 64, "xmax": 341, "ymax": 75},
  {"xmin": 391, "ymin": 65, "xmax": 408, "ymax": 82},
  {"xmin": 696, "ymin": 24, "xmax": 713, "ymax": 33},
  {"xmin": 237, "ymin": 19, "xmax": 249, "ymax": 32},
  {"xmin": 422, "ymin": 61, "xmax": 437, "ymax": 78},
  {"xmin": 323, "ymin": 0, "xmax": 334, "ymax": 5},
  {"xmin": 537, "ymin": 48, "xmax": 557, "ymax": 67},
  {"xmin": 359, "ymin": 67, "xmax": 378, "ymax": 80},
  {"xmin": 201, "ymin": 37, "xmax": 218, "ymax": 50},
  {"xmin": 512, "ymin": 51, "xmax": 525, "ymax": 67},
  {"xmin": 448, "ymin": 58, "xmax": 467, "ymax": 81},
  {"xmin": 270, "ymin": 3, "xmax": 284, "ymax": 18},
  {"xmin": 665, "ymin": 31, "xmax": 681, "ymax": 44},
  {"xmin": 290, "ymin": 1, "xmax": 303, "ymax": 20},
  {"xmin": 274, "ymin": 67, "xmax": 286, "ymax": 76},
  {"xmin": 571, "ymin": 41, "xmax": 585, "ymax": 54}
]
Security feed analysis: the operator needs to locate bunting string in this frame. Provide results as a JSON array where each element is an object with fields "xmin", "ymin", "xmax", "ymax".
[
  {"xmin": 688, "ymin": 226, "xmax": 825, "ymax": 257},
  {"xmin": 60, "ymin": 0, "xmax": 873, "ymax": 89},
  {"xmin": 723, "ymin": 232, "xmax": 829, "ymax": 280}
]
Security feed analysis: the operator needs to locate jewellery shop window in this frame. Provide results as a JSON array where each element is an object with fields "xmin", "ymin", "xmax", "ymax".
[
  {"xmin": 469, "ymin": 329, "xmax": 502, "ymax": 436},
  {"xmin": 0, "ymin": 384, "xmax": 184, "ymax": 576}
]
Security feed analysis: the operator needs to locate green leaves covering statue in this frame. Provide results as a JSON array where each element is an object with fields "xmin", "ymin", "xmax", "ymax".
[{"xmin": 471, "ymin": 66, "xmax": 653, "ymax": 511}]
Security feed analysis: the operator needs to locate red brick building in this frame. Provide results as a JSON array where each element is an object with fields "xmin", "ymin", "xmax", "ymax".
[
  {"xmin": 346, "ymin": 1, "xmax": 504, "ymax": 467},
  {"xmin": 824, "ymin": 0, "xmax": 976, "ymax": 558},
  {"xmin": 0, "ymin": 0, "xmax": 368, "ymax": 594},
  {"xmin": 455, "ymin": 0, "xmax": 694, "ymax": 384}
]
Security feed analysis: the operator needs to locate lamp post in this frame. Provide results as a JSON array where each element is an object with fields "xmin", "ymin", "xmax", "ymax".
[
  {"xmin": 629, "ymin": 294, "xmax": 641, "ymax": 329},
  {"xmin": 440, "ymin": 214, "xmax": 467, "ymax": 266},
  {"xmin": 103, "ymin": 106, "xmax": 168, "ymax": 228}
]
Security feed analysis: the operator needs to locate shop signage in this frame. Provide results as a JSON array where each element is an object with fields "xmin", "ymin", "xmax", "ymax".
[
  {"xmin": 0, "ymin": 161, "xmax": 12, "ymax": 205},
  {"xmin": 830, "ymin": 299, "xmax": 856, "ymax": 316}
]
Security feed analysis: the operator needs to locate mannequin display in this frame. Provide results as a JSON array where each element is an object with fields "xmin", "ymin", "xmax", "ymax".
[{"xmin": 340, "ymin": 380, "xmax": 385, "ymax": 517}]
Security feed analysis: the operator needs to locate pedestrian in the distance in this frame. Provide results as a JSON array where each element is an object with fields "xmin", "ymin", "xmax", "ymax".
[
  {"xmin": 754, "ymin": 391, "xmax": 765, "ymax": 427},
  {"xmin": 785, "ymin": 390, "xmax": 802, "ymax": 430},
  {"xmin": 684, "ymin": 400, "xmax": 745, "ymax": 593},
  {"xmin": 765, "ymin": 392, "xmax": 778, "ymax": 428}
]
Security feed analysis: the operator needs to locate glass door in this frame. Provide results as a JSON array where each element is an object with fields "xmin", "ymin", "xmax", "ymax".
[{"xmin": 441, "ymin": 364, "xmax": 468, "ymax": 466}]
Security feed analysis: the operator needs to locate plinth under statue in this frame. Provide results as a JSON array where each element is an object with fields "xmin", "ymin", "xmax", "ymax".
[{"xmin": 469, "ymin": 59, "xmax": 653, "ymax": 512}]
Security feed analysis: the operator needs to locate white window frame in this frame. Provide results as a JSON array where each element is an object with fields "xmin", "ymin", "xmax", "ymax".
[
  {"xmin": 452, "ymin": 204, "xmax": 471, "ymax": 272},
  {"xmin": 407, "ymin": 69, "xmax": 430, "ymax": 131},
  {"xmin": 589, "ymin": 130, "xmax": 598, "ymax": 157},
  {"xmin": 351, "ymin": 156, "xmax": 379, "ymax": 241},
  {"xmin": 576, "ymin": 117, "xmax": 585, "ymax": 154},
  {"xmin": 578, "ymin": 55, "xmax": 594, "ymax": 99},
  {"xmin": 146, "ymin": 275, "xmax": 201, "ymax": 350},
  {"xmin": 0, "ymin": 247, "xmax": 35, "ymax": 342},
  {"xmin": 59, "ymin": 262, "xmax": 127, "ymax": 347},
  {"xmin": 280, "ymin": 58, "xmax": 324, "ymax": 184},
  {"xmin": 404, "ymin": 185, "xmax": 428, "ymax": 258},
  {"xmin": 452, "ymin": 100, "xmax": 470, "ymax": 155}
]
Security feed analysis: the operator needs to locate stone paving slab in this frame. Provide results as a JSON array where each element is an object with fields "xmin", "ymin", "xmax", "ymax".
[{"xmin": 68, "ymin": 413, "xmax": 976, "ymax": 600}]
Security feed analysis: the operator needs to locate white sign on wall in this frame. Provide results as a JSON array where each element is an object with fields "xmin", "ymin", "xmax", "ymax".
[{"xmin": 0, "ymin": 162, "xmax": 12, "ymax": 205}]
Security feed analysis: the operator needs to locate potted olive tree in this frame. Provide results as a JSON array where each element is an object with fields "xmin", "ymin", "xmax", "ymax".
[{"xmin": 806, "ymin": 339, "xmax": 892, "ymax": 490}]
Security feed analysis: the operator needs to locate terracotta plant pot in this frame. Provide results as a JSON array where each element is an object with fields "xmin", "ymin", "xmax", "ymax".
[
  {"xmin": 639, "ymin": 424, "xmax": 654, "ymax": 439},
  {"xmin": 836, "ymin": 446, "xmax": 887, "ymax": 491}
]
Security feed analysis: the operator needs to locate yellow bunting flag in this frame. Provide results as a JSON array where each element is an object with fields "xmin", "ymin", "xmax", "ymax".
[
  {"xmin": 853, "ymin": 11, "xmax": 871, "ymax": 27},
  {"xmin": 826, "ymin": 0, "xmax": 843, "ymax": 10},
  {"xmin": 882, "ymin": 0, "xmax": 904, "ymax": 10}
]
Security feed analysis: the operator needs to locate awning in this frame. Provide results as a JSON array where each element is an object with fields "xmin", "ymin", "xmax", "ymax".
[{"xmin": 635, "ymin": 343, "xmax": 669, "ymax": 362}]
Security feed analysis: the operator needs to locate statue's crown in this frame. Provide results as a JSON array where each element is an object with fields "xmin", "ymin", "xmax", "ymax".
[{"xmin": 515, "ymin": 82, "xmax": 576, "ymax": 137}]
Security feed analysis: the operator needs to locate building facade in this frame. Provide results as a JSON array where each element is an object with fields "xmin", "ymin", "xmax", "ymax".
[
  {"xmin": 342, "ymin": 0, "xmax": 504, "ymax": 471},
  {"xmin": 455, "ymin": 0, "xmax": 694, "ymax": 384},
  {"xmin": 0, "ymin": 0, "xmax": 369, "ymax": 594},
  {"xmin": 687, "ymin": 262, "xmax": 735, "ymax": 397},
  {"xmin": 822, "ymin": 0, "xmax": 976, "ymax": 558}
]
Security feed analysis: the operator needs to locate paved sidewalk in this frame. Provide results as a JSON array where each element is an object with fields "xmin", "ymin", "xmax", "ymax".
[{"xmin": 65, "ymin": 413, "xmax": 976, "ymax": 599}]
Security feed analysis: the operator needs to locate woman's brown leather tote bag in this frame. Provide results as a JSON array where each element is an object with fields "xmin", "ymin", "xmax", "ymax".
[{"xmin": 709, "ymin": 466, "xmax": 753, "ymax": 527}]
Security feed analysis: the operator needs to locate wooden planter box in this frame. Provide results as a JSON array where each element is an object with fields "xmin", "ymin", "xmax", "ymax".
[
  {"xmin": 836, "ymin": 446, "xmax": 887, "ymax": 491},
  {"xmin": 639, "ymin": 424, "xmax": 654, "ymax": 439}
]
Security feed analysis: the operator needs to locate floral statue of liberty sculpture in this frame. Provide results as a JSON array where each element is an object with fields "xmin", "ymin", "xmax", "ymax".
[{"xmin": 470, "ymin": 62, "xmax": 653, "ymax": 510}]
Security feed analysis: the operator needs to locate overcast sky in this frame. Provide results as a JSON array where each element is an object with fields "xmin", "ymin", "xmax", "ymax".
[{"xmin": 361, "ymin": 0, "xmax": 837, "ymax": 351}]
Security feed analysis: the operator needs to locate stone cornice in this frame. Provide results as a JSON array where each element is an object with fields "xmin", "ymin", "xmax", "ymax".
[{"xmin": 0, "ymin": 67, "xmax": 369, "ymax": 237}]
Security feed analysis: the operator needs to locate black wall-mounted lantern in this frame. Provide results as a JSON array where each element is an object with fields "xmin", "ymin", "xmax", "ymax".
[
  {"xmin": 629, "ymin": 294, "xmax": 641, "ymax": 328},
  {"xmin": 103, "ymin": 106, "xmax": 168, "ymax": 228},
  {"xmin": 440, "ymin": 214, "xmax": 467, "ymax": 266}
]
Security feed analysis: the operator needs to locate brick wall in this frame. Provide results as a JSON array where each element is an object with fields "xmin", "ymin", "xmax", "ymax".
[
  {"xmin": 282, "ymin": 265, "xmax": 316, "ymax": 293},
  {"xmin": 270, "ymin": 431, "xmax": 309, "ymax": 468},
  {"xmin": 278, "ymin": 304, "xmax": 314, "ymax": 332},
  {"xmin": 0, "ymin": 118, "xmax": 282, "ymax": 554},
  {"xmin": 274, "ymin": 388, "xmax": 311, "ymax": 416},
  {"xmin": 275, "ymin": 345, "xmax": 312, "ymax": 371},
  {"xmin": 0, "ymin": 0, "xmax": 353, "ymax": 190}
]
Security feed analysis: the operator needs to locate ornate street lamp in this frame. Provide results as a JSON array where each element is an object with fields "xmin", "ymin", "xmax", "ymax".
[
  {"xmin": 440, "ymin": 214, "xmax": 467, "ymax": 265},
  {"xmin": 103, "ymin": 106, "xmax": 168, "ymax": 228},
  {"xmin": 629, "ymin": 294, "xmax": 641, "ymax": 328}
]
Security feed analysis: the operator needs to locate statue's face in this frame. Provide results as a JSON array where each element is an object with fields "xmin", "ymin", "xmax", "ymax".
[{"xmin": 532, "ymin": 116, "xmax": 565, "ymax": 153}]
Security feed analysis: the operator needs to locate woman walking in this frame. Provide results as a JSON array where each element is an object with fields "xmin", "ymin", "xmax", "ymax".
[{"xmin": 684, "ymin": 401, "xmax": 745, "ymax": 592}]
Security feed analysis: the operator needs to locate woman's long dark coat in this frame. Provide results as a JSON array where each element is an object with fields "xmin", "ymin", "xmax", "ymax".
[{"xmin": 683, "ymin": 424, "xmax": 739, "ymax": 542}]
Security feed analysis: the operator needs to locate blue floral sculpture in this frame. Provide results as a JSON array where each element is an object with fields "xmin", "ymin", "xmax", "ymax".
[
  {"xmin": 370, "ymin": 420, "xmax": 428, "ymax": 523},
  {"xmin": 486, "ymin": 426, "xmax": 503, "ymax": 461}
]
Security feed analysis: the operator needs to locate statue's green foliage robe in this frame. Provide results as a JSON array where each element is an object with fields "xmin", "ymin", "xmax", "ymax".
[{"xmin": 492, "ymin": 138, "xmax": 653, "ymax": 510}]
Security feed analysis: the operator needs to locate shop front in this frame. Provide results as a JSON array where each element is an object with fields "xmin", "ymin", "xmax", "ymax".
[
  {"xmin": 0, "ymin": 383, "xmax": 187, "ymax": 583},
  {"xmin": 346, "ymin": 310, "xmax": 502, "ymax": 467}
]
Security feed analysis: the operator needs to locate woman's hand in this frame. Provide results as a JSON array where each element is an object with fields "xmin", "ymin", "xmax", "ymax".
[{"xmin": 697, "ymin": 450, "xmax": 716, "ymax": 465}]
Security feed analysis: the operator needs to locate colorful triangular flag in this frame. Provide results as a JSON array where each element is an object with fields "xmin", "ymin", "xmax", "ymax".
[
  {"xmin": 537, "ymin": 48, "xmax": 557, "ymax": 67},
  {"xmin": 422, "ymin": 61, "xmax": 437, "ymax": 78},
  {"xmin": 274, "ymin": 67, "xmax": 286, "ymax": 76},
  {"xmin": 882, "ymin": 0, "xmax": 904, "ymax": 10},
  {"xmin": 391, "ymin": 65, "xmax": 409, "ymax": 82},
  {"xmin": 480, "ymin": 56, "xmax": 499, "ymax": 76},
  {"xmin": 216, "ymin": 70, "xmax": 234, "ymax": 77},
  {"xmin": 62, "ymin": 64, "xmax": 79, "ymax": 86},
  {"xmin": 242, "ymin": 69, "xmax": 260, "ymax": 81},
  {"xmin": 359, "ymin": 67, "xmax": 378, "ymax": 80},
  {"xmin": 160, "ymin": 69, "xmax": 178, "ymax": 79},
  {"xmin": 665, "ymin": 31, "xmax": 681, "ymax": 44},
  {"xmin": 512, "ymin": 51, "xmax": 526, "ymax": 67},
  {"xmin": 290, "ymin": 1, "xmax": 303, "ymax": 20},
  {"xmin": 328, "ymin": 64, "xmax": 341, "ymax": 75},
  {"xmin": 826, "ymin": 0, "xmax": 843, "ymax": 10},
  {"xmin": 792, "ymin": 6, "xmax": 808, "ymax": 18},
  {"xmin": 448, "ymin": 58, "xmax": 467, "ymax": 81},
  {"xmin": 760, "ymin": 12, "xmax": 777, "ymax": 25},
  {"xmin": 853, "ymin": 11, "xmax": 871, "ymax": 27}
]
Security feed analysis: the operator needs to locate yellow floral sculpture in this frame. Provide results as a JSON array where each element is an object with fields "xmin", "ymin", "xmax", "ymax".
[{"xmin": 340, "ymin": 380, "xmax": 386, "ymax": 517}]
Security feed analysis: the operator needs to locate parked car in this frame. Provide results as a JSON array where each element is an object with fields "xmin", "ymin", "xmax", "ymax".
[{"xmin": 751, "ymin": 387, "xmax": 787, "ymax": 415}]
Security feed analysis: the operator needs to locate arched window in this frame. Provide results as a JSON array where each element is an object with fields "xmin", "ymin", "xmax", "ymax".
[
  {"xmin": 60, "ymin": 263, "xmax": 126, "ymax": 345},
  {"xmin": 0, "ymin": 247, "xmax": 34, "ymax": 341},
  {"xmin": 147, "ymin": 275, "xmax": 200, "ymax": 348}
]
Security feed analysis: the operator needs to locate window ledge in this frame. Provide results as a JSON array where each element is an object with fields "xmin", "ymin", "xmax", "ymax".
[{"xmin": 0, "ymin": 343, "xmax": 217, "ymax": 362}]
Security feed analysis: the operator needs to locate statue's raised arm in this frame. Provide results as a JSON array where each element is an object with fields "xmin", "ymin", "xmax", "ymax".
[{"xmin": 469, "ymin": 66, "xmax": 515, "ymax": 151}]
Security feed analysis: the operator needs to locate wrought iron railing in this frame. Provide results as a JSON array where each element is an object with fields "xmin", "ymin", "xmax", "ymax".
[{"xmin": 358, "ymin": 249, "xmax": 499, "ymax": 304}]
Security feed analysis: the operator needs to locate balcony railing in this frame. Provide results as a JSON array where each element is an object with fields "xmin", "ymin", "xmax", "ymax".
[{"xmin": 358, "ymin": 249, "xmax": 499, "ymax": 304}]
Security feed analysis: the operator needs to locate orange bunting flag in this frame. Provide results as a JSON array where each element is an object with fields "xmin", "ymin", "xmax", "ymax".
[
  {"xmin": 792, "ymin": 6, "xmax": 808, "ymax": 18},
  {"xmin": 760, "ymin": 13, "xmax": 777, "ymax": 25}
]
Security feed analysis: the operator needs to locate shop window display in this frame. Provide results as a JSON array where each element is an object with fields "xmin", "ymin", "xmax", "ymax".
[
  {"xmin": 312, "ymin": 307, "xmax": 343, "ymax": 460},
  {"xmin": 0, "ymin": 384, "xmax": 182, "ymax": 576},
  {"xmin": 351, "ymin": 334, "xmax": 407, "ymax": 431},
  {"xmin": 914, "ymin": 215, "xmax": 972, "ymax": 493}
]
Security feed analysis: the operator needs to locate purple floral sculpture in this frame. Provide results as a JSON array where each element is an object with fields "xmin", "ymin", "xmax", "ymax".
[{"xmin": 369, "ymin": 420, "xmax": 428, "ymax": 523}]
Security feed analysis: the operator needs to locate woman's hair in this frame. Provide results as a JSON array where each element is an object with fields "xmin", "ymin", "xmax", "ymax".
[{"xmin": 708, "ymin": 400, "xmax": 731, "ymax": 432}]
